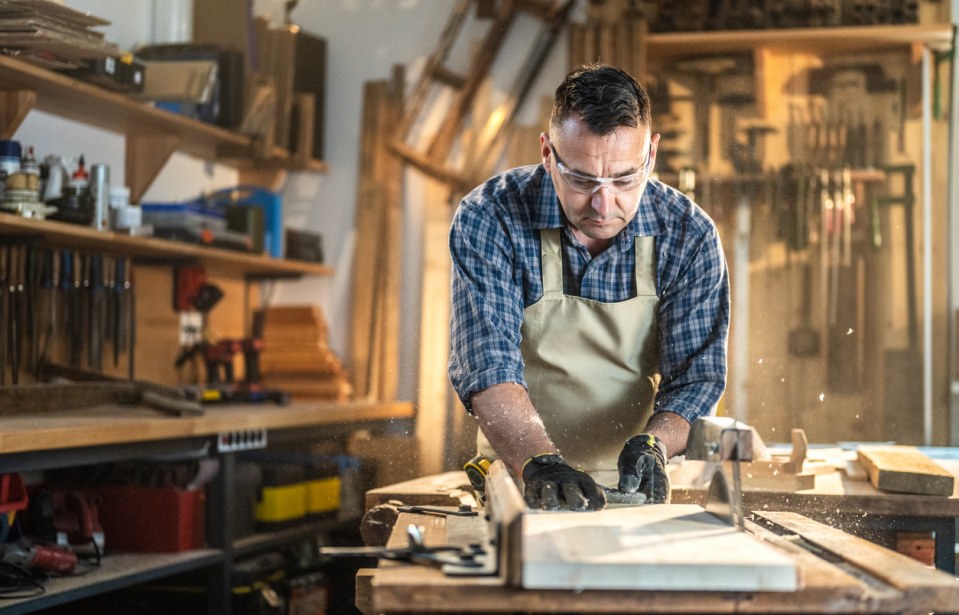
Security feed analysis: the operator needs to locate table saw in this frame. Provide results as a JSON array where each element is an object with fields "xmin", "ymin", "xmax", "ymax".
[
  {"xmin": 352, "ymin": 464, "xmax": 959, "ymax": 614},
  {"xmin": 348, "ymin": 419, "xmax": 959, "ymax": 614}
]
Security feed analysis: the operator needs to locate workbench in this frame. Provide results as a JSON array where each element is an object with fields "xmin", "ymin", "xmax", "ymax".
[
  {"xmin": 359, "ymin": 468, "xmax": 959, "ymax": 614},
  {"xmin": 0, "ymin": 399, "xmax": 414, "ymax": 615}
]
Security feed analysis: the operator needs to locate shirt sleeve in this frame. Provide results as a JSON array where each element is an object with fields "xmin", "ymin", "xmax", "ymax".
[
  {"xmin": 448, "ymin": 198, "xmax": 528, "ymax": 408},
  {"xmin": 654, "ymin": 219, "xmax": 730, "ymax": 423}
]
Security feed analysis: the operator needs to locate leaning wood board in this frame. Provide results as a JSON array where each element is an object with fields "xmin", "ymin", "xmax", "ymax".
[
  {"xmin": 857, "ymin": 445, "xmax": 955, "ymax": 496},
  {"xmin": 522, "ymin": 504, "xmax": 798, "ymax": 592}
]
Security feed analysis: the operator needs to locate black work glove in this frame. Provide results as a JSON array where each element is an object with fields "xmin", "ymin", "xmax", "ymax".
[
  {"xmin": 617, "ymin": 434, "xmax": 670, "ymax": 504},
  {"xmin": 522, "ymin": 454, "xmax": 606, "ymax": 511}
]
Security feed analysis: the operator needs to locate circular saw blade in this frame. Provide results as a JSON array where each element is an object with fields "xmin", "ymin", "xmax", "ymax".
[{"xmin": 704, "ymin": 464, "xmax": 735, "ymax": 525}]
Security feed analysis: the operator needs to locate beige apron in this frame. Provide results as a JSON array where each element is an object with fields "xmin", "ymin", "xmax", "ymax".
[{"xmin": 478, "ymin": 228, "xmax": 661, "ymax": 480}]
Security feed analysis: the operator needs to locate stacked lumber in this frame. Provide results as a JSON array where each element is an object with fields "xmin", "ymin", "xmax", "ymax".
[{"xmin": 258, "ymin": 305, "xmax": 353, "ymax": 401}]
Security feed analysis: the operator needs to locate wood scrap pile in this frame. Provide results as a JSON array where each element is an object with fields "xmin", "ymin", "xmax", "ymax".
[
  {"xmin": 0, "ymin": 0, "xmax": 119, "ymax": 68},
  {"xmin": 258, "ymin": 305, "xmax": 352, "ymax": 401}
]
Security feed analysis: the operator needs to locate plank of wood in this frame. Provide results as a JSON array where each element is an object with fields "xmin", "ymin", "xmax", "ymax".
[
  {"xmin": 363, "ymin": 470, "xmax": 474, "ymax": 510},
  {"xmin": 757, "ymin": 511, "xmax": 959, "ymax": 612},
  {"xmin": 521, "ymin": 504, "xmax": 799, "ymax": 592},
  {"xmin": 349, "ymin": 80, "xmax": 386, "ymax": 398},
  {"xmin": 372, "ymin": 65, "xmax": 405, "ymax": 402},
  {"xmin": 415, "ymin": 190, "xmax": 454, "ymax": 476},
  {"xmin": 857, "ymin": 445, "xmax": 955, "ymax": 496},
  {"xmin": 350, "ymin": 70, "xmax": 404, "ymax": 401}
]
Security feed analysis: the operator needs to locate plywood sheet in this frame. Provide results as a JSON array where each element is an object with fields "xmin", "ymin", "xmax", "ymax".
[{"xmin": 522, "ymin": 504, "xmax": 798, "ymax": 592}]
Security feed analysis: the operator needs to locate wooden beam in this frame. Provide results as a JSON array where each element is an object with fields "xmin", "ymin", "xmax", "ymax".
[
  {"xmin": 125, "ymin": 133, "xmax": 180, "ymax": 204},
  {"xmin": 351, "ymin": 68, "xmax": 406, "ymax": 402},
  {"xmin": 373, "ymin": 66, "xmax": 405, "ymax": 401},
  {"xmin": 415, "ymin": 187, "xmax": 455, "ymax": 476},
  {"xmin": 350, "ymin": 80, "xmax": 388, "ymax": 398},
  {"xmin": 0, "ymin": 89, "xmax": 36, "ymax": 139},
  {"xmin": 390, "ymin": 140, "xmax": 472, "ymax": 191}
]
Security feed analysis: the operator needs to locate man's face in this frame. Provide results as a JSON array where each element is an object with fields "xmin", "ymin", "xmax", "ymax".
[{"xmin": 541, "ymin": 115, "xmax": 659, "ymax": 250}]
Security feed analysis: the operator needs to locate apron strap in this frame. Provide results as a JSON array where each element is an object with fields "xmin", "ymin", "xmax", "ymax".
[
  {"xmin": 634, "ymin": 235, "xmax": 657, "ymax": 296},
  {"xmin": 543, "ymin": 229, "xmax": 658, "ymax": 297},
  {"xmin": 540, "ymin": 228, "xmax": 564, "ymax": 296}
]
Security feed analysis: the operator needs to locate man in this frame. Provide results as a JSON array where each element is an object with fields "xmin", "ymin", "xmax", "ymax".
[{"xmin": 448, "ymin": 64, "xmax": 729, "ymax": 511}]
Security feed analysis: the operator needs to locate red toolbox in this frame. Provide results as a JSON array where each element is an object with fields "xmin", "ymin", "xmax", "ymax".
[{"xmin": 94, "ymin": 485, "xmax": 205, "ymax": 553}]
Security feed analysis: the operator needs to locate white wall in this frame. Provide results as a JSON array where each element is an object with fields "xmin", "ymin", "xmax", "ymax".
[{"xmin": 20, "ymin": 1, "xmax": 567, "ymax": 403}]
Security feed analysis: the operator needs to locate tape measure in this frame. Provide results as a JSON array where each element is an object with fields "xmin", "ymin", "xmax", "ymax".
[{"xmin": 463, "ymin": 454, "xmax": 492, "ymax": 494}]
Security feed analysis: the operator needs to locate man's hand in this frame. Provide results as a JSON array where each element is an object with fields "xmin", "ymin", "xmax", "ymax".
[
  {"xmin": 617, "ymin": 434, "xmax": 670, "ymax": 503},
  {"xmin": 522, "ymin": 454, "xmax": 606, "ymax": 511}
]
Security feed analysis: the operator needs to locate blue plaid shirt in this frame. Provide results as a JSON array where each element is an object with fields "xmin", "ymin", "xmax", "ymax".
[{"xmin": 449, "ymin": 164, "xmax": 729, "ymax": 424}]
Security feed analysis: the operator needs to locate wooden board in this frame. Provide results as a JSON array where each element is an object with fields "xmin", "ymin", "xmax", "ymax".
[
  {"xmin": 521, "ymin": 504, "xmax": 798, "ymax": 592},
  {"xmin": 857, "ymin": 445, "xmax": 955, "ymax": 496}
]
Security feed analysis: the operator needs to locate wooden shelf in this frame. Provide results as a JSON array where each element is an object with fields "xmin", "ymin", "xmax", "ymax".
[
  {"xmin": 0, "ymin": 55, "xmax": 327, "ymax": 201},
  {"xmin": 647, "ymin": 23, "xmax": 954, "ymax": 61},
  {"xmin": 0, "ymin": 214, "xmax": 332, "ymax": 277}
]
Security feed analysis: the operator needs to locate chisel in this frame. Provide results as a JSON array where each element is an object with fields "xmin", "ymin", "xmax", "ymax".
[
  {"xmin": 10, "ymin": 244, "xmax": 21, "ymax": 384},
  {"xmin": 112, "ymin": 257, "xmax": 123, "ymax": 368},
  {"xmin": 127, "ymin": 264, "xmax": 136, "ymax": 380},
  {"xmin": 0, "ymin": 245, "xmax": 8, "ymax": 386},
  {"xmin": 88, "ymin": 253, "xmax": 104, "ymax": 372},
  {"xmin": 36, "ymin": 249, "xmax": 56, "ymax": 373},
  {"xmin": 59, "ymin": 250, "xmax": 77, "ymax": 367}
]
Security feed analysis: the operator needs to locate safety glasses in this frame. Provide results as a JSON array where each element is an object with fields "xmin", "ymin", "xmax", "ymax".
[{"xmin": 549, "ymin": 142, "xmax": 652, "ymax": 195}]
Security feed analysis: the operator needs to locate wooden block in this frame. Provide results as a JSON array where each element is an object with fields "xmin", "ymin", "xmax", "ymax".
[
  {"xmin": 363, "ymin": 471, "xmax": 475, "ymax": 510},
  {"xmin": 268, "ymin": 25, "xmax": 297, "ymax": 149},
  {"xmin": 260, "ymin": 350, "xmax": 342, "ymax": 374},
  {"xmin": 261, "ymin": 305, "xmax": 326, "ymax": 328},
  {"xmin": 896, "ymin": 531, "xmax": 936, "ymax": 567},
  {"xmin": 354, "ymin": 568, "xmax": 377, "ymax": 615},
  {"xmin": 857, "ymin": 445, "xmax": 955, "ymax": 496},
  {"xmin": 291, "ymin": 93, "xmax": 315, "ymax": 164},
  {"xmin": 521, "ymin": 504, "xmax": 799, "ymax": 591}
]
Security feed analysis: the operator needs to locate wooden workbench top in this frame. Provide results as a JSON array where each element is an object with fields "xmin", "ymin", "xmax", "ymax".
[
  {"xmin": 360, "ymin": 508, "xmax": 959, "ymax": 614},
  {"xmin": 0, "ymin": 400, "xmax": 414, "ymax": 454}
]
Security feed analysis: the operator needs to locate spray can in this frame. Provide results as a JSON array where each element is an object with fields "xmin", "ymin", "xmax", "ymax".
[{"xmin": 89, "ymin": 163, "xmax": 110, "ymax": 231}]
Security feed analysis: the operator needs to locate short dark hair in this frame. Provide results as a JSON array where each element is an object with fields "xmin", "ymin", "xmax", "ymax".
[{"xmin": 550, "ymin": 64, "xmax": 651, "ymax": 135}]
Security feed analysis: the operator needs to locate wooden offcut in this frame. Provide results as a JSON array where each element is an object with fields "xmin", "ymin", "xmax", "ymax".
[{"xmin": 857, "ymin": 445, "xmax": 955, "ymax": 496}]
